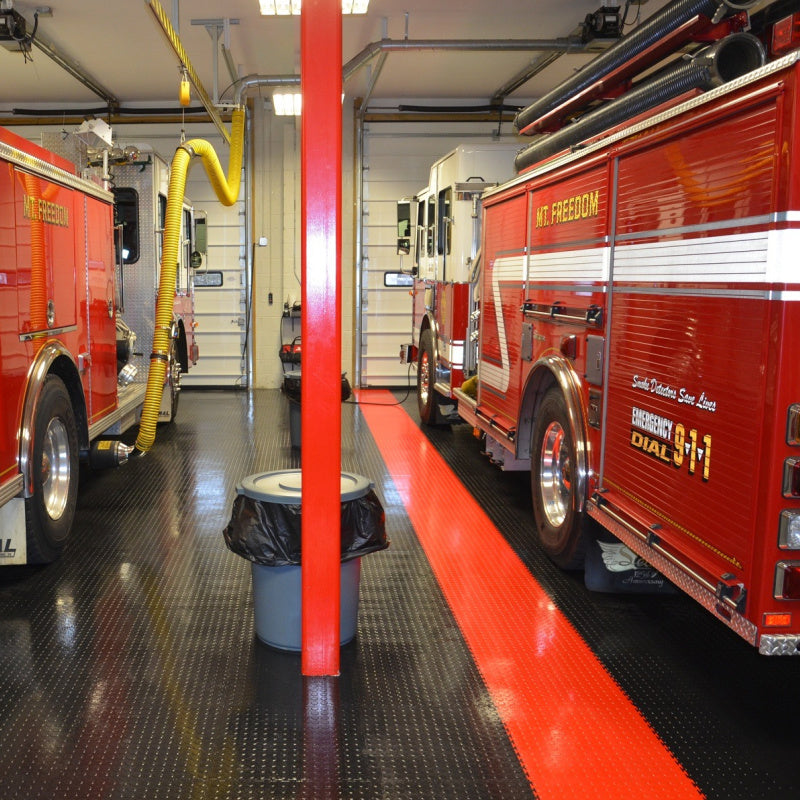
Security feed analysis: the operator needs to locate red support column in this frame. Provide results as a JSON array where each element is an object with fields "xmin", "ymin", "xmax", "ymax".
[{"xmin": 300, "ymin": 0, "xmax": 342, "ymax": 676}]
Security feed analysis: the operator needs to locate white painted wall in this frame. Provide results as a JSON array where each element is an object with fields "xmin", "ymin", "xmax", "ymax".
[
  {"xmin": 357, "ymin": 120, "xmax": 522, "ymax": 386},
  {"xmin": 249, "ymin": 98, "xmax": 356, "ymax": 390},
  {"xmin": 7, "ymin": 105, "xmax": 519, "ymax": 390}
]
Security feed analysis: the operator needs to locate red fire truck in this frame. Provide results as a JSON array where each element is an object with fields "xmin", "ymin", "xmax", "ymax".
[
  {"xmin": 403, "ymin": 1, "xmax": 800, "ymax": 653},
  {"xmin": 0, "ymin": 126, "xmax": 198, "ymax": 566},
  {"xmin": 399, "ymin": 141, "xmax": 520, "ymax": 423}
]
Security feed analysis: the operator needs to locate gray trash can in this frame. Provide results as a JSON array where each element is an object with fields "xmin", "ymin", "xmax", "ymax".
[
  {"xmin": 282, "ymin": 370, "xmax": 302, "ymax": 448},
  {"xmin": 281, "ymin": 371, "xmax": 352, "ymax": 450},
  {"xmin": 237, "ymin": 470, "xmax": 372, "ymax": 651}
]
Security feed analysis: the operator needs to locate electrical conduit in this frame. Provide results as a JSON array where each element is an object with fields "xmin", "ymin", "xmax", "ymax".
[{"xmin": 134, "ymin": 108, "xmax": 245, "ymax": 454}]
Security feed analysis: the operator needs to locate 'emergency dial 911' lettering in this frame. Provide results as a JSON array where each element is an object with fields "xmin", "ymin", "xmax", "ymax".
[
  {"xmin": 672, "ymin": 424, "xmax": 712, "ymax": 481},
  {"xmin": 631, "ymin": 406, "xmax": 711, "ymax": 481}
]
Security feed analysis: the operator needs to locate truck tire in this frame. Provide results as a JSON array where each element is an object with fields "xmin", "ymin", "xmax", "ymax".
[
  {"xmin": 530, "ymin": 387, "xmax": 586, "ymax": 569},
  {"xmin": 25, "ymin": 375, "xmax": 79, "ymax": 563},
  {"xmin": 165, "ymin": 337, "xmax": 181, "ymax": 423},
  {"xmin": 417, "ymin": 328, "xmax": 441, "ymax": 425}
]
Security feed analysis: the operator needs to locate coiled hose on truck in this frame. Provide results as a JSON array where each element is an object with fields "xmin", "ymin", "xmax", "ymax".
[
  {"xmin": 513, "ymin": 0, "xmax": 758, "ymax": 135},
  {"xmin": 514, "ymin": 32, "xmax": 765, "ymax": 173},
  {"xmin": 134, "ymin": 108, "xmax": 245, "ymax": 454}
]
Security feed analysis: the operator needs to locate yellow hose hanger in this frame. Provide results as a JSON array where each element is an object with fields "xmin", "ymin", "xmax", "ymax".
[
  {"xmin": 134, "ymin": 106, "xmax": 245, "ymax": 454},
  {"xmin": 179, "ymin": 67, "xmax": 191, "ymax": 108}
]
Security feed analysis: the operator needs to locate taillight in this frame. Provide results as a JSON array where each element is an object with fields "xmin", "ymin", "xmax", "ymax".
[
  {"xmin": 779, "ymin": 510, "xmax": 800, "ymax": 548},
  {"xmin": 782, "ymin": 458, "xmax": 800, "ymax": 498},
  {"xmin": 774, "ymin": 561, "xmax": 800, "ymax": 600},
  {"xmin": 772, "ymin": 14, "xmax": 800, "ymax": 56},
  {"xmin": 787, "ymin": 404, "xmax": 800, "ymax": 445},
  {"xmin": 764, "ymin": 612, "xmax": 792, "ymax": 627}
]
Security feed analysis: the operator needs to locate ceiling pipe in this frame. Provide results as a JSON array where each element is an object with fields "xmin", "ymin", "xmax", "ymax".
[
  {"xmin": 358, "ymin": 52, "xmax": 388, "ymax": 118},
  {"xmin": 342, "ymin": 36, "xmax": 588, "ymax": 83},
  {"xmin": 234, "ymin": 36, "xmax": 586, "ymax": 106},
  {"xmin": 491, "ymin": 51, "xmax": 565, "ymax": 106},
  {"xmin": 23, "ymin": 18, "xmax": 602, "ymax": 128},
  {"xmin": 32, "ymin": 33, "xmax": 119, "ymax": 110},
  {"xmin": 233, "ymin": 74, "xmax": 301, "ymax": 106},
  {"xmin": 229, "ymin": 33, "xmax": 597, "ymax": 122},
  {"xmin": 489, "ymin": 11, "xmax": 622, "ymax": 106},
  {"xmin": 9, "ymin": 105, "xmax": 212, "ymax": 116}
]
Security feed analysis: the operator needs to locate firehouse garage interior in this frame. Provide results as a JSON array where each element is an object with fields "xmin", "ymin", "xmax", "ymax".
[{"xmin": 6, "ymin": 0, "xmax": 800, "ymax": 796}]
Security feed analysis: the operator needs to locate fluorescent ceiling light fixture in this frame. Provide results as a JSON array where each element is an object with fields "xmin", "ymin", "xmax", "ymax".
[
  {"xmin": 273, "ymin": 92, "xmax": 302, "ymax": 115},
  {"xmin": 271, "ymin": 92, "xmax": 346, "ymax": 114},
  {"xmin": 259, "ymin": 0, "xmax": 368, "ymax": 13},
  {"xmin": 259, "ymin": 0, "xmax": 299, "ymax": 13}
]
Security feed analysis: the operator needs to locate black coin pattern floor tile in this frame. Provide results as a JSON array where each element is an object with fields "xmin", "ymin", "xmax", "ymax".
[{"xmin": 0, "ymin": 389, "xmax": 532, "ymax": 800}]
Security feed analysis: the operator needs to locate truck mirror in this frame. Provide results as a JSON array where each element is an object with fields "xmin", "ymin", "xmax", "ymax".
[
  {"xmin": 397, "ymin": 199, "xmax": 411, "ymax": 255},
  {"xmin": 194, "ymin": 210, "xmax": 208, "ymax": 255}
]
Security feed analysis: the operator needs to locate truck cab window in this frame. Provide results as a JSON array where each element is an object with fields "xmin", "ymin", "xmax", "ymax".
[
  {"xmin": 426, "ymin": 195, "xmax": 436, "ymax": 258},
  {"xmin": 112, "ymin": 187, "xmax": 140, "ymax": 265},
  {"xmin": 414, "ymin": 200, "xmax": 425, "ymax": 272},
  {"xmin": 438, "ymin": 187, "xmax": 452, "ymax": 256}
]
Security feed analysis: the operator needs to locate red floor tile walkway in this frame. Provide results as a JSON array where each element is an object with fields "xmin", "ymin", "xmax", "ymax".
[{"xmin": 359, "ymin": 390, "xmax": 702, "ymax": 800}]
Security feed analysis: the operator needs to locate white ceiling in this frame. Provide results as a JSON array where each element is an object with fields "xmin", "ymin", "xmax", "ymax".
[{"xmin": 0, "ymin": 0, "xmax": 678, "ymax": 117}]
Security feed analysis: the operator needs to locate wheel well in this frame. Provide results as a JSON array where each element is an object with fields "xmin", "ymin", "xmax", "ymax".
[
  {"xmin": 20, "ymin": 346, "xmax": 87, "ymax": 496},
  {"xmin": 517, "ymin": 355, "xmax": 590, "ymax": 513},
  {"xmin": 176, "ymin": 319, "xmax": 189, "ymax": 373},
  {"xmin": 418, "ymin": 314, "xmax": 438, "ymax": 361},
  {"xmin": 419, "ymin": 314, "xmax": 432, "ymax": 338},
  {"xmin": 48, "ymin": 356, "xmax": 88, "ymax": 454},
  {"xmin": 517, "ymin": 366, "xmax": 558, "ymax": 460}
]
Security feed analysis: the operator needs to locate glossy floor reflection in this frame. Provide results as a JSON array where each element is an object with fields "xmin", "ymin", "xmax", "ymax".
[
  {"xmin": 2, "ymin": 388, "xmax": 800, "ymax": 800},
  {"xmin": 0, "ymin": 389, "xmax": 528, "ymax": 800}
]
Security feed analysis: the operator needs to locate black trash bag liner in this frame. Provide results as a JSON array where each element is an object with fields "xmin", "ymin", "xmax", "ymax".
[
  {"xmin": 340, "ymin": 488, "xmax": 386, "ymax": 561},
  {"xmin": 223, "ymin": 488, "xmax": 388, "ymax": 566}
]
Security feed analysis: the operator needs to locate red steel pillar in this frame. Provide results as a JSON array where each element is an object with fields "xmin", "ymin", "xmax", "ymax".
[{"xmin": 300, "ymin": 0, "xmax": 342, "ymax": 675}]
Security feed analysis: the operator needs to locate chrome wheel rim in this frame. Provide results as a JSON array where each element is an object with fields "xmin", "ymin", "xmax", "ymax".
[
  {"xmin": 539, "ymin": 420, "xmax": 571, "ymax": 528},
  {"xmin": 41, "ymin": 417, "xmax": 71, "ymax": 521},
  {"xmin": 169, "ymin": 351, "xmax": 181, "ymax": 397},
  {"xmin": 419, "ymin": 350, "xmax": 431, "ymax": 407}
]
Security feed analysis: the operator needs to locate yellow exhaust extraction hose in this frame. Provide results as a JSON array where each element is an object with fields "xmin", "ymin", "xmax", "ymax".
[{"xmin": 135, "ymin": 108, "xmax": 245, "ymax": 454}]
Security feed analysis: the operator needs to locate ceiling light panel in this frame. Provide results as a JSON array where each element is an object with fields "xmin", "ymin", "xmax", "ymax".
[{"xmin": 259, "ymin": 0, "xmax": 368, "ymax": 14}]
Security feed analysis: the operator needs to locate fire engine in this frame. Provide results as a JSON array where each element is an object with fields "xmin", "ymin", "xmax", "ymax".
[
  {"xmin": 0, "ymin": 124, "xmax": 199, "ymax": 566},
  {"xmin": 398, "ymin": 141, "xmax": 520, "ymax": 423},
  {"xmin": 402, "ymin": 0, "xmax": 800, "ymax": 654}
]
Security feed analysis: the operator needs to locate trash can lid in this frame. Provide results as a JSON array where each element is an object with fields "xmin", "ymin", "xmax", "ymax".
[{"xmin": 237, "ymin": 469, "xmax": 372, "ymax": 503}]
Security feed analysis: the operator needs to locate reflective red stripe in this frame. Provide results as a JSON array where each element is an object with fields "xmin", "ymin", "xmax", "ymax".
[{"xmin": 360, "ymin": 391, "xmax": 701, "ymax": 799}]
